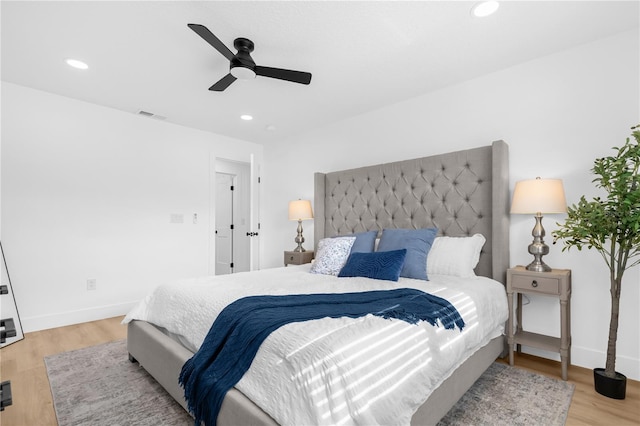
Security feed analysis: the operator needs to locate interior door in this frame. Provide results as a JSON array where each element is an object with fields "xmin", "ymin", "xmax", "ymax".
[
  {"xmin": 215, "ymin": 173, "xmax": 234, "ymax": 275},
  {"xmin": 211, "ymin": 157, "xmax": 258, "ymax": 275},
  {"xmin": 231, "ymin": 163, "xmax": 250, "ymax": 273}
]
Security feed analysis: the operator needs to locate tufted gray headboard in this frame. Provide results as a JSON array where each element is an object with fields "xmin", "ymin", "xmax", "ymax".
[{"xmin": 314, "ymin": 140, "xmax": 509, "ymax": 283}]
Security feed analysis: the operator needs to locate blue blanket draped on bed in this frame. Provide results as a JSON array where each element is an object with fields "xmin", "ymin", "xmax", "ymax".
[{"xmin": 179, "ymin": 287, "xmax": 465, "ymax": 426}]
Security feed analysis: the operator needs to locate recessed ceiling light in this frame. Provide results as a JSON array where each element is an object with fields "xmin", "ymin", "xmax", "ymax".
[
  {"xmin": 66, "ymin": 58, "xmax": 89, "ymax": 70},
  {"xmin": 240, "ymin": 114, "xmax": 253, "ymax": 121},
  {"xmin": 471, "ymin": 1, "xmax": 499, "ymax": 18}
]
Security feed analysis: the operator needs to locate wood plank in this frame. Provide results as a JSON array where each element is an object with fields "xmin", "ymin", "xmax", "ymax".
[
  {"xmin": 0, "ymin": 317, "xmax": 127, "ymax": 426},
  {"xmin": 498, "ymin": 353, "xmax": 640, "ymax": 425}
]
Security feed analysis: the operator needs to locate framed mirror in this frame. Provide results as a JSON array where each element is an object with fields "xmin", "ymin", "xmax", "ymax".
[{"xmin": 1, "ymin": 242, "xmax": 24, "ymax": 348}]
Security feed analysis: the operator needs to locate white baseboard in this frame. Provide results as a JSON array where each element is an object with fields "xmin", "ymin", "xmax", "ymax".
[
  {"xmin": 21, "ymin": 301, "xmax": 138, "ymax": 333},
  {"xmin": 519, "ymin": 344, "xmax": 639, "ymax": 381}
]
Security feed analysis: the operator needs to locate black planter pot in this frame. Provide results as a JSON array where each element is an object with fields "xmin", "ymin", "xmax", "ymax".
[{"xmin": 594, "ymin": 368, "xmax": 626, "ymax": 399}]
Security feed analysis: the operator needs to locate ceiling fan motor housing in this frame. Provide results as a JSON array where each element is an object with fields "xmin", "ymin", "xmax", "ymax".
[{"xmin": 230, "ymin": 38, "xmax": 257, "ymax": 79}]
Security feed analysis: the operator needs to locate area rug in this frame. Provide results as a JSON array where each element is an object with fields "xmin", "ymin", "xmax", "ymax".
[
  {"xmin": 45, "ymin": 340, "xmax": 574, "ymax": 426},
  {"xmin": 437, "ymin": 362, "xmax": 574, "ymax": 426}
]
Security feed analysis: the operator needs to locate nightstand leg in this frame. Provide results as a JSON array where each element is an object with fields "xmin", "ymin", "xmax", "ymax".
[
  {"xmin": 507, "ymin": 289, "xmax": 515, "ymax": 366},
  {"xmin": 516, "ymin": 293, "xmax": 523, "ymax": 354},
  {"xmin": 560, "ymin": 298, "xmax": 570, "ymax": 380}
]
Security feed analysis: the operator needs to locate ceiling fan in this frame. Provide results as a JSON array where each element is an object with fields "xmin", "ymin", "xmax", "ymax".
[{"xmin": 188, "ymin": 23, "xmax": 312, "ymax": 92}]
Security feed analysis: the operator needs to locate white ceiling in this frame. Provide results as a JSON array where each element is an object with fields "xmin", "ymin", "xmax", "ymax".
[{"xmin": 2, "ymin": 1, "xmax": 638, "ymax": 144}]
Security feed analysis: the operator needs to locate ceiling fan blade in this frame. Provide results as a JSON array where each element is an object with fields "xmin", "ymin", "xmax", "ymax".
[
  {"xmin": 209, "ymin": 73, "xmax": 237, "ymax": 91},
  {"xmin": 188, "ymin": 23, "xmax": 235, "ymax": 61},
  {"xmin": 255, "ymin": 66, "xmax": 312, "ymax": 85}
]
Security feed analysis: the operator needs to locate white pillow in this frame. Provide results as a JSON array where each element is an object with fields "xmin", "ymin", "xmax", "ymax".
[
  {"xmin": 426, "ymin": 234, "xmax": 486, "ymax": 277},
  {"xmin": 310, "ymin": 237, "xmax": 356, "ymax": 276}
]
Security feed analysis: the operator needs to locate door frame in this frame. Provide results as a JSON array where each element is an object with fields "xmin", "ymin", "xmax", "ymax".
[{"xmin": 210, "ymin": 155, "xmax": 260, "ymax": 275}]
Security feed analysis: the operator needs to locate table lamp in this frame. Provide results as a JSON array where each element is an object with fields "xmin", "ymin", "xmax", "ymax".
[
  {"xmin": 289, "ymin": 200, "xmax": 313, "ymax": 252},
  {"xmin": 511, "ymin": 177, "xmax": 567, "ymax": 272}
]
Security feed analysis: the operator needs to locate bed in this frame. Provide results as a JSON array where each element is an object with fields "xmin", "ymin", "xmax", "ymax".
[{"xmin": 125, "ymin": 140, "xmax": 510, "ymax": 425}]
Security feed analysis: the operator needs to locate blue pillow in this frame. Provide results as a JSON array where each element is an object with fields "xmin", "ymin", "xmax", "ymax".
[
  {"xmin": 333, "ymin": 230, "xmax": 377, "ymax": 253},
  {"xmin": 338, "ymin": 249, "xmax": 407, "ymax": 281},
  {"xmin": 377, "ymin": 228, "xmax": 438, "ymax": 280}
]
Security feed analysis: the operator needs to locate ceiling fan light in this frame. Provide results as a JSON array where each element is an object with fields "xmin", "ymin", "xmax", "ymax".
[{"xmin": 230, "ymin": 66, "xmax": 256, "ymax": 80}]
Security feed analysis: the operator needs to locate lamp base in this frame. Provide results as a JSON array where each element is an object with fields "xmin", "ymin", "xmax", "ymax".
[
  {"xmin": 524, "ymin": 213, "xmax": 552, "ymax": 272},
  {"xmin": 293, "ymin": 219, "xmax": 306, "ymax": 252},
  {"xmin": 525, "ymin": 259, "xmax": 552, "ymax": 272}
]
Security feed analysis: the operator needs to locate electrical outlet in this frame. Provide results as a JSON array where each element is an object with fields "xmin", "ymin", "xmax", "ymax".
[{"xmin": 86, "ymin": 279, "xmax": 97, "ymax": 291}]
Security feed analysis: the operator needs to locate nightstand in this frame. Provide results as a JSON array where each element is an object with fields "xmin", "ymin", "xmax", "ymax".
[
  {"xmin": 506, "ymin": 266, "xmax": 572, "ymax": 380},
  {"xmin": 284, "ymin": 250, "xmax": 314, "ymax": 266}
]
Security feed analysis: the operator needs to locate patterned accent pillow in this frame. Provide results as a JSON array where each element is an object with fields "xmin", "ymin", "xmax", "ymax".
[
  {"xmin": 310, "ymin": 237, "xmax": 356, "ymax": 276},
  {"xmin": 427, "ymin": 234, "xmax": 486, "ymax": 277},
  {"xmin": 338, "ymin": 249, "xmax": 407, "ymax": 281}
]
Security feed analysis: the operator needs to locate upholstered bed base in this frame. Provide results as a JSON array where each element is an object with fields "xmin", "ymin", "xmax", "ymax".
[
  {"xmin": 127, "ymin": 319, "xmax": 504, "ymax": 426},
  {"xmin": 128, "ymin": 320, "xmax": 279, "ymax": 425}
]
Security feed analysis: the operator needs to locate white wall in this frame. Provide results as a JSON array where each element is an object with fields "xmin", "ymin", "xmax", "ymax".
[
  {"xmin": 1, "ymin": 82, "xmax": 263, "ymax": 332},
  {"xmin": 262, "ymin": 29, "xmax": 640, "ymax": 379}
]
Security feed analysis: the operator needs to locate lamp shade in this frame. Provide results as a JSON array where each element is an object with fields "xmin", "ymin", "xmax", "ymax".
[
  {"xmin": 511, "ymin": 178, "xmax": 567, "ymax": 214},
  {"xmin": 288, "ymin": 199, "xmax": 313, "ymax": 221}
]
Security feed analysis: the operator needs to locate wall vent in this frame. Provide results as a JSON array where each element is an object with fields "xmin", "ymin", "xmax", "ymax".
[{"xmin": 137, "ymin": 110, "xmax": 167, "ymax": 121}]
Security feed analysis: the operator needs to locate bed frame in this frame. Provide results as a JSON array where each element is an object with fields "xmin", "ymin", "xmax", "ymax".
[{"xmin": 127, "ymin": 140, "xmax": 509, "ymax": 425}]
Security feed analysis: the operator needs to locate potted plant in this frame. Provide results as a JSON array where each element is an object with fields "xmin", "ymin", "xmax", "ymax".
[{"xmin": 552, "ymin": 125, "xmax": 640, "ymax": 399}]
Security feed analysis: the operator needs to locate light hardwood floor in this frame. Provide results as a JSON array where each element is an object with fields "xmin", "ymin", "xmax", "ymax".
[{"xmin": 1, "ymin": 316, "xmax": 638, "ymax": 425}]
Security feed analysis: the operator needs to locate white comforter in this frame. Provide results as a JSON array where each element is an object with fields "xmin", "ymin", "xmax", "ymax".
[{"xmin": 123, "ymin": 265, "xmax": 507, "ymax": 426}]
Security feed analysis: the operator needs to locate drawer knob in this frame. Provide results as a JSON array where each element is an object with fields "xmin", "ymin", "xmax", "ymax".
[{"xmin": 531, "ymin": 280, "xmax": 538, "ymax": 288}]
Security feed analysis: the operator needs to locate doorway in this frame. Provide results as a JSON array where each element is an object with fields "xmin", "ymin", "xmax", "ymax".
[{"xmin": 214, "ymin": 159, "xmax": 254, "ymax": 275}]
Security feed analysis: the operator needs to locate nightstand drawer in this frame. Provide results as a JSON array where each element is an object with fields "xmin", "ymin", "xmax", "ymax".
[
  {"xmin": 510, "ymin": 274, "xmax": 559, "ymax": 294},
  {"xmin": 284, "ymin": 250, "xmax": 314, "ymax": 266}
]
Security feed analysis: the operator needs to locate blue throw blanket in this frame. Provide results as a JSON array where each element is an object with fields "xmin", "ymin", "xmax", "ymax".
[{"xmin": 179, "ymin": 288, "xmax": 465, "ymax": 426}]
